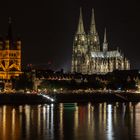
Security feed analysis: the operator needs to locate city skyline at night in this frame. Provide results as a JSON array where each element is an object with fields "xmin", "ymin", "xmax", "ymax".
[{"xmin": 0, "ymin": 0, "xmax": 139, "ymax": 71}]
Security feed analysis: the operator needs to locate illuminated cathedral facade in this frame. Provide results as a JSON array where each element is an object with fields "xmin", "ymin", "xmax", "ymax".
[
  {"xmin": 0, "ymin": 18, "xmax": 22, "ymax": 80},
  {"xmin": 71, "ymin": 9, "xmax": 130, "ymax": 74}
]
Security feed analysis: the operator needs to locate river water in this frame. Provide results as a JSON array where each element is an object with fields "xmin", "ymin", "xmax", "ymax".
[{"xmin": 0, "ymin": 102, "xmax": 140, "ymax": 140}]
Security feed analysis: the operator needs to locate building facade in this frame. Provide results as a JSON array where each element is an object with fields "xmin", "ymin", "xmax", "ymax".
[
  {"xmin": 0, "ymin": 18, "xmax": 22, "ymax": 80},
  {"xmin": 71, "ymin": 8, "xmax": 130, "ymax": 74}
]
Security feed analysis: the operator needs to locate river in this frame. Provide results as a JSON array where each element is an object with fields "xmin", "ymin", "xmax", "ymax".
[{"xmin": 0, "ymin": 102, "xmax": 140, "ymax": 140}]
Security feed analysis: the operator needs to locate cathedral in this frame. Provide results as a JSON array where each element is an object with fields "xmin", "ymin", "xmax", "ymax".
[
  {"xmin": 71, "ymin": 8, "xmax": 130, "ymax": 74},
  {"xmin": 0, "ymin": 18, "xmax": 22, "ymax": 80}
]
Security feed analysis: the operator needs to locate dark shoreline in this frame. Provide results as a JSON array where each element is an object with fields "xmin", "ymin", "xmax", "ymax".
[
  {"xmin": 52, "ymin": 92, "xmax": 140, "ymax": 103},
  {"xmin": 1, "ymin": 92, "xmax": 140, "ymax": 104},
  {"xmin": 0, "ymin": 93, "xmax": 51, "ymax": 105}
]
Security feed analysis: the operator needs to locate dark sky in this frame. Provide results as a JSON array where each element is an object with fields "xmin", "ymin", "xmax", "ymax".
[{"xmin": 0, "ymin": 0, "xmax": 139, "ymax": 71}]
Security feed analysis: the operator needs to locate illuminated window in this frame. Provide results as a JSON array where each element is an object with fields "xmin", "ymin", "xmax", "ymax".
[
  {"xmin": 81, "ymin": 36, "xmax": 85, "ymax": 41},
  {"xmin": 94, "ymin": 36, "xmax": 97, "ymax": 42}
]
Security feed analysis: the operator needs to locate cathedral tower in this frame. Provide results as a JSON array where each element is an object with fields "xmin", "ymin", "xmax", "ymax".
[
  {"xmin": 71, "ymin": 8, "xmax": 88, "ymax": 74},
  {"xmin": 0, "ymin": 18, "xmax": 22, "ymax": 80},
  {"xmin": 88, "ymin": 8, "xmax": 100, "ymax": 52}
]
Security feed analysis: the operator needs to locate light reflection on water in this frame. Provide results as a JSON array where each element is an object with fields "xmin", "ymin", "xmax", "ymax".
[{"xmin": 0, "ymin": 102, "xmax": 140, "ymax": 140}]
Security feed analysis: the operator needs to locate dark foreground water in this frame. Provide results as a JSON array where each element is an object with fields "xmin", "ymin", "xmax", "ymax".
[{"xmin": 0, "ymin": 102, "xmax": 140, "ymax": 140}]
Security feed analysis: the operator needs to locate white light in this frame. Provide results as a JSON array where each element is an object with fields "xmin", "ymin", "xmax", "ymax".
[
  {"xmin": 39, "ymin": 93, "xmax": 55, "ymax": 102},
  {"xmin": 94, "ymin": 37, "xmax": 97, "ymax": 41},
  {"xmin": 107, "ymin": 105, "xmax": 113, "ymax": 140},
  {"xmin": 82, "ymin": 36, "xmax": 85, "ymax": 41},
  {"xmin": 53, "ymin": 89, "xmax": 57, "ymax": 92}
]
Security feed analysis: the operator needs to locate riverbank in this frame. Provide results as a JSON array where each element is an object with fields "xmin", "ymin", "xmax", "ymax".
[
  {"xmin": 0, "ymin": 92, "xmax": 140, "ymax": 104},
  {"xmin": 0, "ymin": 93, "xmax": 53, "ymax": 104},
  {"xmin": 51, "ymin": 92, "xmax": 140, "ymax": 103}
]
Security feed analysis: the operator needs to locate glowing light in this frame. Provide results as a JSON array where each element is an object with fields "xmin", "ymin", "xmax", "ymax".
[
  {"xmin": 50, "ymin": 103, "xmax": 54, "ymax": 139},
  {"xmin": 81, "ymin": 36, "xmax": 85, "ymax": 41},
  {"xmin": 59, "ymin": 103, "xmax": 64, "ymax": 140},
  {"xmin": 25, "ymin": 105, "xmax": 31, "ymax": 139},
  {"xmin": 107, "ymin": 105, "xmax": 113, "ymax": 140},
  {"xmin": 94, "ymin": 36, "xmax": 97, "ymax": 41},
  {"xmin": 39, "ymin": 93, "xmax": 55, "ymax": 102},
  {"xmin": 12, "ymin": 109, "xmax": 16, "ymax": 139},
  {"xmin": 53, "ymin": 89, "xmax": 57, "ymax": 92},
  {"xmin": 47, "ymin": 105, "xmax": 50, "ymax": 130}
]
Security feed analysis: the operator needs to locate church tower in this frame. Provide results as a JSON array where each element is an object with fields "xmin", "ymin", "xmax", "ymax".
[
  {"xmin": 71, "ymin": 8, "xmax": 88, "ymax": 74},
  {"xmin": 0, "ymin": 18, "xmax": 22, "ymax": 80},
  {"xmin": 88, "ymin": 9, "xmax": 100, "ymax": 52}
]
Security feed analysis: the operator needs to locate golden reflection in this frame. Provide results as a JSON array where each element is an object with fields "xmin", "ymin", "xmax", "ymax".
[
  {"xmin": 88, "ymin": 103, "xmax": 91, "ymax": 127},
  {"xmin": 1, "ymin": 103, "xmax": 140, "ymax": 140},
  {"xmin": 19, "ymin": 106, "xmax": 23, "ymax": 135},
  {"xmin": 12, "ymin": 109, "xmax": 16, "ymax": 139},
  {"xmin": 25, "ymin": 105, "xmax": 31, "ymax": 140},
  {"xmin": 99, "ymin": 103, "xmax": 103, "ymax": 131},
  {"xmin": 59, "ymin": 103, "xmax": 64, "ymax": 140},
  {"xmin": 122, "ymin": 103, "xmax": 126, "ymax": 118},
  {"xmin": 135, "ymin": 103, "xmax": 140, "ymax": 136},
  {"xmin": 19, "ymin": 105, "xmax": 23, "ymax": 113},
  {"xmin": 74, "ymin": 105, "xmax": 79, "ymax": 130},
  {"xmin": 0, "ymin": 106, "xmax": 21, "ymax": 140},
  {"xmin": 74, "ymin": 104, "xmax": 80, "ymax": 139},
  {"xmin": 103, "ymin": 102, "xmax": 107, "ymax": 128},
  {"xmin": 88, "ymin": 103, "xmax": 94, "ymax": 135},
  {"xmin": 37, "ymin": 105, "xmax": 41, "ymax": 136},
  {"xmin": 130, "ymin": 103, "xmax": 134, "ymax": 126},
  {"xmin": 91, "ymin": 105, "xmax": 94, "ymax": 112},
  {"xmin": 2, "ymin": 106, "xmax": 6, "ymax": 140},
  {"xmin": 0, "ymin": 105, "xmax": 55, "ymax": 140},
  {"xmin": 129, "ymin": 102, "xmax": 132, "ymax": 108}
]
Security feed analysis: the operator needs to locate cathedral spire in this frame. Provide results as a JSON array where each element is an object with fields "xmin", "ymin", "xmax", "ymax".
[
  {"xmin": 90, "ymin": 8, "xmax": 96, "ymax": 34},
  {"xmin": 103, "ymin": 28, "xmax": 108, "ymax": 52},
  {"xmin": 7, "ymin": 17, "xmax": 13, "ymax": 41},
  {"xmin": 103, "ymin": 28, "xmax": 107, "ymax": 43},
  {"xmin": 77, "ymin": 7, "xmax": 85, "ymax": 34}
]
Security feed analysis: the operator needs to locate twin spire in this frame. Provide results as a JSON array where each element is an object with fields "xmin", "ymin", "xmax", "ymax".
[
  {"xmin": 77, "ymin": 8, "xmax": 108, "ymax": 51},
  {"xmin": 77, "ymin": 8, "xmax": 97, "ymax": 34},
  {"xmin": 7, "ymin": 17, "xmax": 13, "ymax": 41},
  {"xmin": 90, "ymin": 8, "xmax": 96, "ymax": 34},
  {"xmin": 77, "ymin": 8, "xmax": 85, "ymax": 34}
]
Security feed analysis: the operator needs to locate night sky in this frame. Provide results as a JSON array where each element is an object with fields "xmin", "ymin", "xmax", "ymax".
[{"xmin": 0, "ymin": 0, "xmax": 139, "ymax": 71}]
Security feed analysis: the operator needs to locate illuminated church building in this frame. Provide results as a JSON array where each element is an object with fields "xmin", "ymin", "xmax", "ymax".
[
  {"xmin": 71, "ymin": 9, "xmax": 130, "ymax": 74},
  {"xmin": 0, "ymin": 18, "xmax": 22, "ymax": 80}
]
